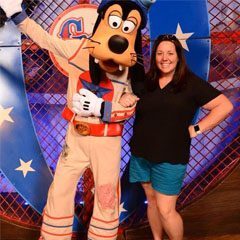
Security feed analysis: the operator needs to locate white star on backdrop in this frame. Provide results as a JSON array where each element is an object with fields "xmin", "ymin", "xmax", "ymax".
[
  {"xmin": 119, "ymin": 202, "xmax": 127, "ymax": 214},
  {"xmin": 15, "ymin": 159, "xmax": 36, "ymax": 178},
  {"xmin": 174, "ymin": 23, "xmax": 194, "ymax": 51},
  {"xmin": 0, "ymin": 105, "xmax": 14, "ymax": 126}
]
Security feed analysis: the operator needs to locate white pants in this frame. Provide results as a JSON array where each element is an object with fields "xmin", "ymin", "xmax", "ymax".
[{"xmin": 41, "ymin": 124, "xmax": 121, "ymax": 240}]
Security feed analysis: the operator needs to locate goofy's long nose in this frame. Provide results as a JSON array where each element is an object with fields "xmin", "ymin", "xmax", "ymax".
[{"xmin": 108, "ymin": 35, "xmax": 129, "ymax": 54}]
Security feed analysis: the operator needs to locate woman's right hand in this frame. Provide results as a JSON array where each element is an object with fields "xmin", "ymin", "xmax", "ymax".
[{"xmin": 119, "ymin": 93, "xmax": 139, "ymax": 108}]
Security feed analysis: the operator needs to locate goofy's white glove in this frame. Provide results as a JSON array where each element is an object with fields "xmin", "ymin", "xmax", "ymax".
[
  {"xmin": 0, "ymin": 0, "xmax": 23, "ymax": 18},
  {"xmin": 72, "ymin": 93, "xmax": 90, "ymax": 117},
  {"xmin": 72, "ymin": 89, "xmax": 104, "ymax": 117}
]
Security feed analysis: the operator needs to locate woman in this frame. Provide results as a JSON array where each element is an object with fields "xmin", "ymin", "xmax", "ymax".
[{"xmin": 120, "ymin": 34, "xmax": 233, "ymax": 240}]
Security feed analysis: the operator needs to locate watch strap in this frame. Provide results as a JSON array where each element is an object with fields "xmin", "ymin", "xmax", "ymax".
[{"xmin": 194, "ymin": 124, "xmax": 202, "ymax": 135}]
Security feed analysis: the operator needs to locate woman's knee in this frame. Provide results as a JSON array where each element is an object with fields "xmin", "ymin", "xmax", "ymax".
[
  {"xmin": 142, "ymin": 183, "xmax": 157, "ymax": 208},
  {"xmin": 157, "ymin": 203, "xmax": 177, "ymax": 221},
  {"xmin": 155, "ymin": 194, "xmax": 178, "ymax": 220}
]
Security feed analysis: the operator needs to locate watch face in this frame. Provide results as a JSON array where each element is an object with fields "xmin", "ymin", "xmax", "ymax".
[{"xmin": 194, "ymin": 125, "xmax": 200, "ymax": 132}]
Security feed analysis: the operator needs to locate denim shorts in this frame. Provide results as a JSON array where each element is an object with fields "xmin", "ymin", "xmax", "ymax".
[{"xmin": 129, "ymin": 155, "xmax": 187, "ymax": 195}]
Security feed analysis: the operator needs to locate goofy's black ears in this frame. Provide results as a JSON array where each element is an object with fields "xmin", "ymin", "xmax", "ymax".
[{"xmin": 97, "ymin": 0, "xmax": 156, "ymax": 29}]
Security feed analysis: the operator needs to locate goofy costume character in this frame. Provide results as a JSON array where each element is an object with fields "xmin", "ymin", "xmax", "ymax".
[{"xmin": 0, "ymin": 0, "xmax": 154, "ymax": 239}]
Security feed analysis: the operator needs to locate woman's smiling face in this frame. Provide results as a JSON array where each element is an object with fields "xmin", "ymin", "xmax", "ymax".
[{"xmin": 155, "ymin": 40, "xmax": 179, "ymax": 77}]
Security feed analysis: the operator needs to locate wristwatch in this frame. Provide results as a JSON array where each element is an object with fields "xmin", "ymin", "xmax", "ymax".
[{"xmin": 194, "ymin": 124, "xmax": 202, "ymax": 135}]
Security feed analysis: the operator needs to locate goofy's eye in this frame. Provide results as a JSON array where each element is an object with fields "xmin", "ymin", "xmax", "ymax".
[
  {"xmin": 108, "ymin": 15, "xmax": 122, "ymax": 29},
  {"xmin": 122, "ymin": 20, "xmax": 136, "ymax": 33}
]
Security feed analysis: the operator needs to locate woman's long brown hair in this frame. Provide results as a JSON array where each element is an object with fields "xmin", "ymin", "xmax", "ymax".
[{"xmin": 146, "ymin": 34, "xmax": 189, "ymax": 92}]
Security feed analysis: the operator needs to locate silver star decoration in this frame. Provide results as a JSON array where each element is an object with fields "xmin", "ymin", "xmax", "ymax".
[
  {"xmin": 15, "ymin": 159, "xmax": 36, "ymax": 178},
  {"xmin": 119, "ymin": 202, "xmax": 127, "ymax": 214},
  {"xmin": 0, "ymin": 105, "xmax": 14, "ymax": 126},
  {"xmin": 175, "ymin": 23, "xmax": 194, "ymax": 51}
]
